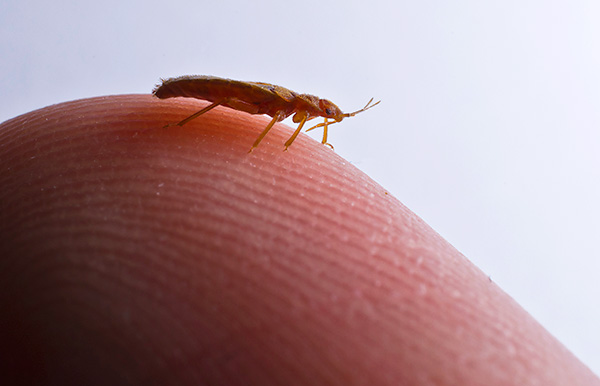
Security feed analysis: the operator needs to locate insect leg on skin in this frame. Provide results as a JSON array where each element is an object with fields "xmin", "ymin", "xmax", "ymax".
[
  {"xmin": 152, "ymin": 75, "xmax": 380, "ymax": 152},
  {"xmin": 163, "ymin": 97, "xmax": 295, "ymax": 152}
]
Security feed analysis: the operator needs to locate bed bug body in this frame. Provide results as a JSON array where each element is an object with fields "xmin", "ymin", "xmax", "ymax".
[{"xmin": 153, "ymin": 75, "xmax": 379, "ymax": 151}]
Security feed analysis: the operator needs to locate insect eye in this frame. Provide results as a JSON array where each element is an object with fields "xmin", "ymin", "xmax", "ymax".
[{"xmin": 325, "ymin": 108, "xmax": 333, "ymax": 115}]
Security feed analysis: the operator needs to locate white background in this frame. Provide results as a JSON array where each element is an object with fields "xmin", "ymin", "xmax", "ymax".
[{"xmin": 2, "ymin": 0, "xmax": 599, "ymax": 376}]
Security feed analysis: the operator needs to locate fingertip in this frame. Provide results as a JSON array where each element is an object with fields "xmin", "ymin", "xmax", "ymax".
[{"xmin": 1, "ymin": 94, "xmax": 597, "ymax": 385}]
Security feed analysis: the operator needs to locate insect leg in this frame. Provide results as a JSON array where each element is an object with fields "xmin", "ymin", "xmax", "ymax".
[
  {"xmin": 321, "ymin": 118, "xmax": 329, "ymax": 144},
  {"xmin": 305, "ymin": 119, "xmax": 336, "ymax": 149},
  {"xmin": 249, "ymin": 111, "xmax": 286, "ymax": 152},
  {"xmin": 320, "ymin": 118, "xmax": 334, "ymax": 150},
  {"xmin": 306, "ymin": 119, "xmax": 340, "ymax": 132},
  {"xmin": 166, "ymin": 100, "xmax": 224, "ymax": 127},
  {"xmin": 284, "ymin": 115, "xmax": 308, "ymax": 151}
]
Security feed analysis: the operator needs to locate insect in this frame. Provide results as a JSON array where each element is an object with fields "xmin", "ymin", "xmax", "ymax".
[{"xmin": 152, "ymin": 75, "xmax": 380, "ymax": 151}]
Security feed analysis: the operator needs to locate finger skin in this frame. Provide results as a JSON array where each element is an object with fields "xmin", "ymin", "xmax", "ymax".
[{"xmin": 0, "ymin": 95, "xmax": 597, "ymax": 385}]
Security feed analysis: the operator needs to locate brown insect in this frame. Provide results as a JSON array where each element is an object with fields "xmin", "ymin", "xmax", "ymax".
[{"xmin": 153, "ymin": 75, "xmax": 380, "ymax": 151}]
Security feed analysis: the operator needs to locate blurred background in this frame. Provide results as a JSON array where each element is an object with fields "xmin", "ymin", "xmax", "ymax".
[{"xmin": 2, "ymin": 0, "xmax": 599, "ymax": 376}]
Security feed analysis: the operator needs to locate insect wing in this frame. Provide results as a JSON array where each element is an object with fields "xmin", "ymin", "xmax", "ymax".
[{"xmin": 246, "ymin": 82, "xmax": 297, "ymax": 103}]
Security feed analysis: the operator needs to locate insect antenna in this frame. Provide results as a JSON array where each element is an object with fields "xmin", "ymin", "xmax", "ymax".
[{"xmin": 344, "ymin": 98, "xmax": 381, "ymax": 118}]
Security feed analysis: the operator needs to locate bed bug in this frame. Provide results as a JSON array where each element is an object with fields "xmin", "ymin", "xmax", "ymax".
[{"xmin": 152, "ymin": 75, "xmax": 380, "ymax": 152}]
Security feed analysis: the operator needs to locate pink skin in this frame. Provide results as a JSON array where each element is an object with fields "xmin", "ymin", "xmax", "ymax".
[{"xmin": 0, "ymin": 95, "xmax": 598, "ymax": 385}]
